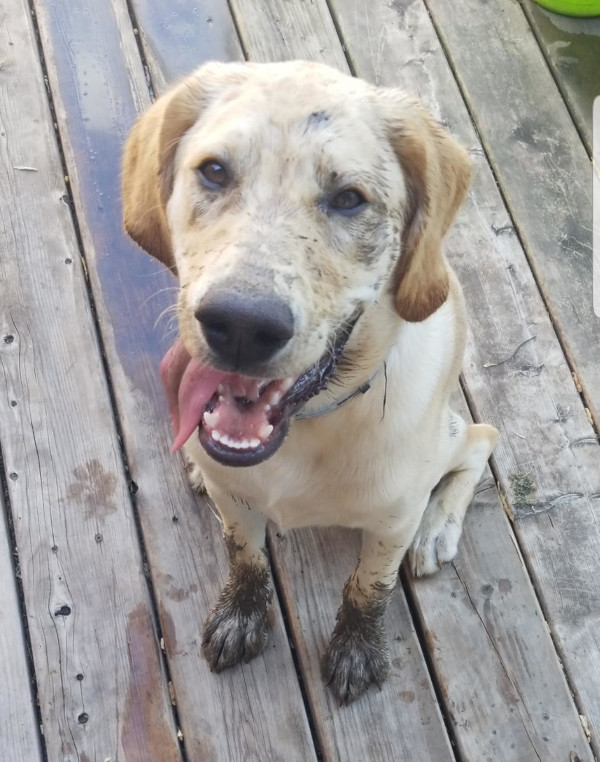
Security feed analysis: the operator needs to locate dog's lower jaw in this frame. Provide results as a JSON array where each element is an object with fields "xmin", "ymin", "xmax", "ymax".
[
  {"xmin": 202, "ymin": 543, "xmax": 273, "ymax": 672},
  {"xmin": 322, "ymin": 577, "xmax": 394, "ymax": 705}
]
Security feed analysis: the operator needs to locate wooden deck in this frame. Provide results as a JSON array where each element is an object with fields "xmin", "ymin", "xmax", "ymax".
[{"xmin": 1, "ymin": 0, "xmax": 599, "ymax": 760}]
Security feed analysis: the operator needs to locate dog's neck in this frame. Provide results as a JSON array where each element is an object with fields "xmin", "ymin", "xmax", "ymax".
[
  {"xmin": 295, "ymin": 366, "xmax": 382, "ymax": 421},
  {"xmin": 297, "ymin": 297, "xmax": 400, "ymax": 420}
]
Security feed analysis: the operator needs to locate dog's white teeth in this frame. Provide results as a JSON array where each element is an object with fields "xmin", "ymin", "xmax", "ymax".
[
  {"xmin": 217, "ymin": 384, "xmax": 224, "ymax": 394},
  {"xmin": 218, "ymin": 395, "xmax": 224, "ymax": 403},
  {"xmin": 270, "ymin": 391, "xmax": 282, "ymax": 406},
  {"xmin": 259, "ymin": 423, "xmax": 273, "ymax": 440},
  {"xmin": 210, "ymin": 429, "xmax": 263, "ymax": 451},
  {"xmin": 203, "ymin": 411, "xmax": 219, "ymax": 428},
  {"xmin": 282, "ymin": 377, "xmax": 295, "ymax": 392},
  {"xmin": 264, "ymin": 404, "xmax": 271, "ymax": 412}
]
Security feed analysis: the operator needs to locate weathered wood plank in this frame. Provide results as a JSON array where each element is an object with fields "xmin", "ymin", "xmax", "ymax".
[
  {"xmin": 0, "ymin": 496, "xmax": 43, "ymax": 762},
  {"xmin": 330, "ymin": 0, "xmax": 600, "ymax": 755},
  {"xmin": 132, "ymin": 0, "xmax": 243, "ymax": 91},
  {"xmin": 31, "ymin": 0, "xmax": 318, "ymax": 758},
  {"xmin": 519, "ymin": 1, "xmax": 600, "ymax": 155},
  {"xmin": 230, "ymin": 0, "xmax": 348, "ymax": 71},
  {"xmin": 0, "ymin": 1, "xmax": 181, "ymax": 760},
  {"xmin": 423, "ymin": 0, "xmax": 600, "ymax": 430},
  {"xmin": 272, "ymin": 528, "xmax": 455, "ymax": 762},
  {"xmin": 407, "ymin": 399, "xmax": 592, "ymax": 762}
]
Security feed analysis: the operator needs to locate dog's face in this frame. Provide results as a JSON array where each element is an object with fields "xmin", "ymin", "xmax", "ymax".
[
  {"xmin": 123, "ymin": 61, "xmax": 471, "ymax": 467},
  {"xmin": 171, "ymin": 70, "xmax": 404, "ymax": 380}
]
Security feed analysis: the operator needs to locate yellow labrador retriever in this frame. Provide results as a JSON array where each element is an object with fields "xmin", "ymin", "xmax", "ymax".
[{"xmin": 123, "ymin": 61, "xmax": 498, "ymax": 705}]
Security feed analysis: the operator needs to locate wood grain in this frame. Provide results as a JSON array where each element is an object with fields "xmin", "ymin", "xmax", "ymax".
[
  {"xmin": 423, "ymin": 0, "xmax": 600, "ymax": 433},
  {"xmin": 0, "ymin": 496, "xmax": 42, "ymax": 762},
  {"xmin": 131, "ymin": 0, "xmax": 243, "ymax": 91},
  {"xmin": 31, "ymin": 0, "xmax": 318, "ymax": 758},
  {"xmin": 330, "ymin": 0, "xmax": 600, "ymax": 755},
  {"xmin": 272, "ymin": 528, "xmax": 456, "ymax": 762},
  {"xmin": 0, "ymin": 1, "xmax": 181, "ymax": 759},
  {"xmin": 519, "ymin": 1, "xmax": 600, "ymax": 155}
]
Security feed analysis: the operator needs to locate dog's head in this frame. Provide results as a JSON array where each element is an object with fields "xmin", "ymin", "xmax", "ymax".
[{"xmin": 123, "ymin": 61, "xmax": 471, "ymax": 466}]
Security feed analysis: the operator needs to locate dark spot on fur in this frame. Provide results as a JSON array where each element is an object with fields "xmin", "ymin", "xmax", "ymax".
[
  {"xmin": 449, "ymin": 414, "xmax": 460, "ymax": 438},
  {"xmin": 223, "ymin": 530, "xmax": 248, "ymax": 560},
  {"xmin": 306, "ymin": 110, "xmax": 330, "ymax": 129},
  {"xmin": 498, "ymin": 578, "xmax": 512, "ymax": 594}
]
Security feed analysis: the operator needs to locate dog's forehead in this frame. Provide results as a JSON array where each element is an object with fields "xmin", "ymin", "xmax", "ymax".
[{"xmin": 197, "ymin": 69, "xmax": 386, "ymax": 157}]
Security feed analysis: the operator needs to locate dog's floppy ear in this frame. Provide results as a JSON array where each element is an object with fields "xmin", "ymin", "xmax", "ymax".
[
  {"xmin": 122, "ymin": 63, "xmax": 249, "ymax": 273},
  {"xmin": 379, "ymin": 93, "xmax": 472, "ymax": 322}
]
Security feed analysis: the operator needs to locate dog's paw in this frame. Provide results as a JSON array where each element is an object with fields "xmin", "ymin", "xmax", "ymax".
[
  {"xmin": 202, "ymin": 566, "xmax": 272, "ymax": 672},
  {"xmin": 409, "ymin": 509, "xmax": 461, "ymax": 577},
  {"xmin": 202, "ymin": 601, "xmax": 269, "ymax": 671},
  {"xmin": 322, "ymin": 625, "xmax": 390, "ymax": 705}
]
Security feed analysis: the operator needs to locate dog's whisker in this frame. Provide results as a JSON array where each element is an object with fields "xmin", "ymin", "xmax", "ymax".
[
  {"xmin": 154, "ymin": 304, "xmax": 179, "ymax": 331},
  {"xmin": 139, "ymin": 286, "xmax": 180, "ymax": 311}
]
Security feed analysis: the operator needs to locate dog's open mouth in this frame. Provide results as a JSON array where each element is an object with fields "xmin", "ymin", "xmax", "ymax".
[{"xmin": 160, "ymin": 315, "xmax": 359, "ymax": 467}]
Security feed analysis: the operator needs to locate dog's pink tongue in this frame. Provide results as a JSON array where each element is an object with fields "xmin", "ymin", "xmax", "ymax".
[{"xmin": 160, "ymin": 339, "xmax": 226, "ymax": 452}]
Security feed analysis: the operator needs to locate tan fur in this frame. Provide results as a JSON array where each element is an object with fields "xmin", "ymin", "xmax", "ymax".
[
  {"xmin": 122, "ymin": 61, "xmax": 498, "ymax": 704},
  {"xmin": 380, "ymin": 96, "xmax": 473, "ymax": 321}
]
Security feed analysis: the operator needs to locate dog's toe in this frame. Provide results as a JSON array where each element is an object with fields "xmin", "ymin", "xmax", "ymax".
[
  {"xmin": 409, "ymin": 511, "xmax": 461, "ymax": 577},
  {"xmin": 322, "ymin": 631, "xmax": 390, "ymax": 705},
  {"xmin": 202, "ymin": 604, "xmax": 269, "ymax": 671}
]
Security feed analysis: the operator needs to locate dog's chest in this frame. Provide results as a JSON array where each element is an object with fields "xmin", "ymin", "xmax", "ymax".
[{"xmin": 194, "ymin": 401, "xmax": 441, "ymax": 533}]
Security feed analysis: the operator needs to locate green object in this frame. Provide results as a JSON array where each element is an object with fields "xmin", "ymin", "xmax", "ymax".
[{"xmin": 531, "ymin": 0, "xmax": 600, "ymax": 16}]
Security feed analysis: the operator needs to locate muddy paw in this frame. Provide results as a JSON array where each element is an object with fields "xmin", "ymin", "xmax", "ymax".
[
  {"xmin": 409, "ymin": 510, "xmax": 461, "ymax": 577},
  {"xmin": 321, "ymin": 601, "xmax": 390, "ymax": 705},
  {"xmin": 202, "ymin": 603, "xmax": 269, "ymax": 671},
  {"xmin": 202, "ymin": 566, "xmax": 272, "ymax": 671},
  {"xmin": 322, "ymin": 622, "xmax": 390, "ymax": 705}
]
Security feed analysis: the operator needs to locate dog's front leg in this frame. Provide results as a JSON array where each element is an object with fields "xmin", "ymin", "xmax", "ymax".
[
  {"xmin": 201, "ymin": 489, "xmax": 272, "ymax": 672},
  {"xmin": 323, "ymin": 520, "xmax": 421, "ymax": 705}
]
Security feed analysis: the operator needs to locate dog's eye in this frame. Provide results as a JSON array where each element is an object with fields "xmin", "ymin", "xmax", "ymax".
[
  {"xmin": 329, "ymin": 188, "xmax": 367, "ymax": 214},
  {"xmin": 198, "ymin": 160, "xmax": 230, "ymax": 190}
]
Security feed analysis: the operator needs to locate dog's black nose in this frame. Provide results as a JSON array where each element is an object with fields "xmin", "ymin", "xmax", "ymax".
[{"xmin": 195, "ymin": 292, "xmax": 294, "ymax": 368}]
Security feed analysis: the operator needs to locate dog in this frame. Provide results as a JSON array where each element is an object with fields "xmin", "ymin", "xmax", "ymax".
[{"xmin": 122, "ymin": 60, "xmax": 498, "ymax": 705}]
